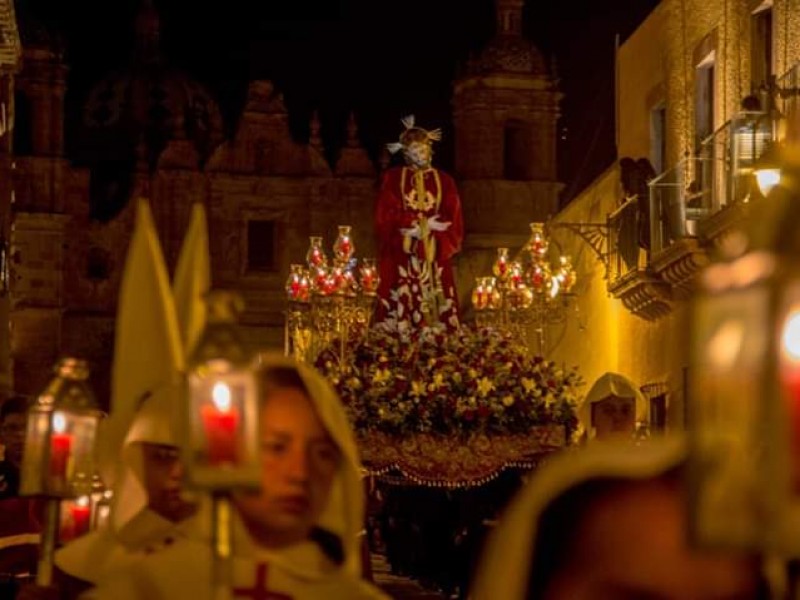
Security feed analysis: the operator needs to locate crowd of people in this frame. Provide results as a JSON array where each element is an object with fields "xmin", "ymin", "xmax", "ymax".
[{"xmin": 0, "ymin": 117, "xmax": 790, "ymax": 600}]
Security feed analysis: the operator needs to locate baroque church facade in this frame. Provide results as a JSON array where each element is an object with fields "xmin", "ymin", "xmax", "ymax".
[{"xmin": 1, "ymin": 0, "xmax": 561, "ymax": 402}]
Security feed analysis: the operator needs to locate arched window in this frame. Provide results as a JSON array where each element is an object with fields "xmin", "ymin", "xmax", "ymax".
[{"xmin": 503, "ymin": 120, "xmax": 532, "ymax": 180}]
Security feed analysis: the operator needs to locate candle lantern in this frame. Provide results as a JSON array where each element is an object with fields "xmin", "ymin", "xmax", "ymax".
[
  {"xmin": 185, "ymin": 290, "xmax": 260, "ymax": 595},
  {"xmin": 21, "ymin": 358, "xmax": 101, "ymax": 497},
  {"xmin": 359, "ymin": 258, "xmax": 380, "ymax": 296},
  {"xmin": 59, "ymin": 495, "xmax": 92, "ymax": 543},
  {"xmin": 184, "ymin": 291, "xmax": 260, "ymax": 490},
  {"xmin": 305, "ymin": 236, "xmax": 327, "ymax": 269},
  {"xmin": 688, "ymin": 146, "xmax": 800, "ymax": 566},
  {"xmin": 333, "ymin": 225, "xmax": 355, "ymax": 264},
  {"xmin": 20, "ymin": 357, "xmax": 101, "ymax": 585}
]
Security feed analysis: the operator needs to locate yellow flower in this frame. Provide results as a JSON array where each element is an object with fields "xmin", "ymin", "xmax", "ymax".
[
  {"xmin": 468, "ymin": 368, "xmax": 478, "ymax": 379},
  {"xmin": 502, "ymin": 395, "xmax": 515, "ymax": 407},
  {"xmin": 521, "ymin": 377, "xmax": 536, "ymax": 394},
  {"xmin": 373, "ymin": 368, "xmax": 391, "ymax": 385},
  {"xmin": 410, "ymin": 380, "xmax": 426, "ymax": 398},
  {"xmin": 347, "ymin": 377, "xmax": 362, "ymax": 390},
  {"xmin": 452, "ymin": 372, "xmax": 462, "ymax": 384},
  {"xmin": 477, "ymin": 377, "xmax": 495, "ymax": 398}
]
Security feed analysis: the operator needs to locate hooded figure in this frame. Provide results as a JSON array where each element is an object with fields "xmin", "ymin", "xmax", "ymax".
[
  {"xmin": 53, "ymin": 201, "xmax": 209, "ymax": 591},
  {"xmin": 578, "ymin": 371, "xmax": 648, "ymax": 442},
  {"xmin": 90, "ymin": 354, "xmax": 387, "ymax": 599},
  {"xmin": 470, "ymin": 436, "xmax": 763, "ymax": 599}
]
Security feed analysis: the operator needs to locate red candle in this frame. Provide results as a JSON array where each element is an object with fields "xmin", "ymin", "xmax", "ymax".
[
  {"xmin": 201, "ymin": 382, "xmax": 240, "ymax": 465},
  {"xmin": 50, "ymin": 412, "xmax": 73, "ymax": 480},
  {"xmin": 70, "ymin": 500, "xmax": 91, "ymax": 537}
]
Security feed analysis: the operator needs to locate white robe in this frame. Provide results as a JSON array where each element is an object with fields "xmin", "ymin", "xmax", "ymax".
[
  {"xmin": 88, "ymin": 536, "xmax": 387, "ymax": 600},
  {"xmin": 55, "ymin": 508, "xmax": 193, "ymax": 586}
]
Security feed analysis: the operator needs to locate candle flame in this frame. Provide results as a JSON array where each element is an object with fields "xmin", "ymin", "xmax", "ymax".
[
  {"xmin": 53, "ymin": 411, "xmax": 67, "ymax": 434},
  {"xmin": 76, "ymin": 495, "xmax": 90, "ymax": 508},
  {"xmin": 212, "ymin": 382, "xmax": 232, "ymax": 412},
  {"xmin": 782, "ymin": 309, "xmax": 800, "ymax": 362}
]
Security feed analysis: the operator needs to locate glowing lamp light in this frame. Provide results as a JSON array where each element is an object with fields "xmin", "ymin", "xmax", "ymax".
[
  {"xmin": 782, "ymin": 309, "xmax": 800, "ymax": 362},
  {"xmin": 186, "ymin": 291, "xmax": 259, "ymax": 491},
  {"xmin": 756, "ymin": 168, "xmax": 781, "ymax": 197}
]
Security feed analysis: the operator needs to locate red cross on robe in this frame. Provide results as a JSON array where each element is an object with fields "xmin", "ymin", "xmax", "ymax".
[{"xmin": 232, "ymin": 563, "xmax": 293, "ymax": 600}]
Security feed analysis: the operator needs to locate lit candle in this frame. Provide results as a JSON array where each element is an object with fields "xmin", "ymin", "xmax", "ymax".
[
  {"xmin": 781, "ymin": 309, "xmax": 800, "ymax": 489},
  {"xmin": 70, "ymin": 496, "xmax": 91, "ymax": 538},
  {"xmin": 201, "ymin": 382, "xmax": 240, "ymax": 465},
  {"xmin": 50, "ymin": 411, "xmax": 73, "ymax": 480}
]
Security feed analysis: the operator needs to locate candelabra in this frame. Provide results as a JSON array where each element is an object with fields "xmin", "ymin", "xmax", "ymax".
[
  {"xmin": 472, "ymin": 222, "xmax": 577, "ymax": 354},
  {"xmin": 284, "ymin": 226, "xmax": 380, "ymax": 374}
]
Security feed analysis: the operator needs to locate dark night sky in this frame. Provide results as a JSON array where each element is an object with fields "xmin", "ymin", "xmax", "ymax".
[{"xmin": 21, "ymin": 0, "xmax": 659, "ymax": 204}]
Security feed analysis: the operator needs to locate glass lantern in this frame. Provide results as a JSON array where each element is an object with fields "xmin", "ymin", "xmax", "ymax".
[
  {"xmin": 333, "ymin": 225, "xmax": 355, "ymax": 264},
  {"xmin": 493, "ymin": 248, "xmax": 510, "ymax": 279},
  {"xmin": 528, "ymin": 223, "xmax": 549, "ymax": 258},
  {"xmin": 688, "ymin": 148, "xmax": 800, "ymax": 563},
  {"xmin": 59, "ymin": 494, "xmax": 92, "ymax": 543},
  {"xmin": 20, "ymin": 358, "xmax": 102, "ymax": 498},
  {"xmin": 184, "ymin": 291, "xmax": 260, "ymax": 491},
  {"xmin": 359, "ymin": 258, "xmax": 380, "ymax": 296},
  {"xmin": 305, "ymin": 236, "xmax": 327, "ymax": 269}
]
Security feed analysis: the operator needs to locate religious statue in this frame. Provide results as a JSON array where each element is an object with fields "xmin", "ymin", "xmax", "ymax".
[{"xmin": 375, "ymin": 116, "xmax": 464, "ymax": 331}]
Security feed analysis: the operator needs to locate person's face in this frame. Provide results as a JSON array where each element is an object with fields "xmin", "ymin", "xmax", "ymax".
[
  {"xmin": 234, "ymin": 387, "xmax": 340, "ymax": 547},
  {"xmin": 404, "ymin": 141, "xmax": 432, "ymax": 169},
  {"xmin": 140, "ymin": 443, "xmax": 195, "ymax": 522},
  {"xmin": 543, "ymin": 479, "xmax": 760, "ymax": 600},
  {"xmin": 0, "ymin": 413, "xmax": 27, "ymax": 469},
  {"xmin": 592, "ymin": 395, "xmax": 636, "ymax": 440}
]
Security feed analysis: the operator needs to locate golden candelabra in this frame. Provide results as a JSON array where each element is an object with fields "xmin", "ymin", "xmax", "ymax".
[
  {"xmin": 472, "ymin": 222, "xmax": 577, "ymax": 354},
  {"xmin": 284, "ymin": 226, "xmax": 379, "ymax": 374}
]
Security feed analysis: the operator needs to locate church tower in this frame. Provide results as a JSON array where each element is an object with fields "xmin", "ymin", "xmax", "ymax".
[{"xmin": 452, "ymin": 0, "xmax": 562, "ymax": 309}]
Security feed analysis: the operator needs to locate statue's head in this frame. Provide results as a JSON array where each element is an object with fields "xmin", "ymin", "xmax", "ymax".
[{"xmin": 386, "ymin": 115, "xmax": 441, "ymax": 170}]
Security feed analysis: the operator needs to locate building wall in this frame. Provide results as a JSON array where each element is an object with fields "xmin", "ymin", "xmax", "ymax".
[{"xmin": 550, "ymin": 0, "xmax": 800, "ymax": 429}]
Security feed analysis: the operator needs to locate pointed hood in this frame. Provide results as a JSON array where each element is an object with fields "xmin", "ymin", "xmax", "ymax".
[
  {"xmin": 173, "ymin": 203, "xmax": 210, "ymax": 356},
  {"xmin": 101, "ymin": 199, "xmax": 185, "ymax": 534}
]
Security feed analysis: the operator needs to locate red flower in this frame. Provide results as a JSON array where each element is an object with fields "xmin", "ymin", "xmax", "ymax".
[
  {"xmin": 464, "ymin": 409, "xmax": 476, "ymax": 421},
  {"xmin": 477, "ymin": 405, "xmax": 490, "ymax": 419}
]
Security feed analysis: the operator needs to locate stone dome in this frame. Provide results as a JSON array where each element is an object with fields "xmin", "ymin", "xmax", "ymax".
[
  {"xmin": 82, "ymin": 64, "xmax": 225, "ymax": 166},
  {"xmin": 467, "ymin": 35, "xmax": 548, "ymax": 77},
  {"xmin": 79, "ymin": 0, "xmax": 224, "ymax": 168}
]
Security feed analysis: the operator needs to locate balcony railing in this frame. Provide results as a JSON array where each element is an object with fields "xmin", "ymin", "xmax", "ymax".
[
  {"xmin": 648, "ymin": 157, "xmax": 711, "ymax": 255},
  {"xmin": 607, "ymin": 196, "xmax": 646, "ymax": 282},
  {"xmin": 648, "ymin": 112, "xmax": 769, "ymax": 256},
  {"xmin": 776, "ymin": 62, "xmax": 800, "ymax": 140}
]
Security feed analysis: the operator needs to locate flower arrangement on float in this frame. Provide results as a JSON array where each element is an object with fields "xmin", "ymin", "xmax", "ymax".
[{"xmin": 314, "ymin": 321, "xmax": 583, "ymax": 439}]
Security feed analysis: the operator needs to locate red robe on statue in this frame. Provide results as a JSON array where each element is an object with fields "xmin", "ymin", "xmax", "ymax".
[{"xmin": 375, "ymin": 165, "xmax": 463, "ymax": 331}]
